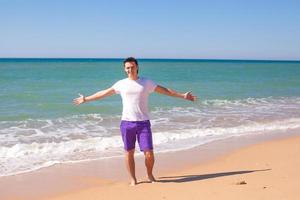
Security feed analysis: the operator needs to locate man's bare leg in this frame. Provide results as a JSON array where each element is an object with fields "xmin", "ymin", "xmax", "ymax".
[
  {"xmin": 125, "ymin": 149, "xmax": 137, "ymax": 186},
  {"xmin": 144, "ymin": 150, "xmax": 156, "ymax": 182}
]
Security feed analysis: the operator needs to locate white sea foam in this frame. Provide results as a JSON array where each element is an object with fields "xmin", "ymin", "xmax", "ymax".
[
  {"xmin": 1, "ymin": 97, "xmax": 300, "ymax": 176},
  {"xmin": 0, "ymin": 136, "xmax": 124, "ymax": 176}
]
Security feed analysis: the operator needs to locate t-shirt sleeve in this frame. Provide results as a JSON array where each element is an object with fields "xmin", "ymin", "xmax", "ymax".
[
  {"xmin": 147, "ymin": 79, "xmax": 157, "ymax": 93},
  {"xmin": 112, "ymin": 80, "xmax": 121, "ymax": 94}
]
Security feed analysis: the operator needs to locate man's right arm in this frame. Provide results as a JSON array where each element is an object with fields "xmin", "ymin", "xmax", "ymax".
[{"xmin": 73, "ymin": 87, "xmax": 116, "ymax": 105}]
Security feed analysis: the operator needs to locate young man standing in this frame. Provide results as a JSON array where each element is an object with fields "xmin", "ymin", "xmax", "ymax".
[{"xmin": 73, "ymin": 57, "xmax": 196, "ymax": 185}]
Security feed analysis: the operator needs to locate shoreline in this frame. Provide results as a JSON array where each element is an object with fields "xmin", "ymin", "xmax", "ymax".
[
  {"xmin": 1, "ymin": 129, "xmax": 300, "ymax": 200},
  {"xmin": 50, "ymin": 131, "xmax": 300, "ymax": 200}
]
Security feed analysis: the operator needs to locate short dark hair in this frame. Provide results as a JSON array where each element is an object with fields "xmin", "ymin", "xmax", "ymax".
[{"xmin": 123, "ymin": 57, "xmax": 138, "ymax": 66}]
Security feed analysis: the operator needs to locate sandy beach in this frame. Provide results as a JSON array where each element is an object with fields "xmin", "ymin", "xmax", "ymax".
[
  {"xmin": 1, "ymin": 132, "xmax": 299, "ymax": 200},
  {"xmin": 49, "ymin": 134, "xmax": 299, "ymax": 200}
]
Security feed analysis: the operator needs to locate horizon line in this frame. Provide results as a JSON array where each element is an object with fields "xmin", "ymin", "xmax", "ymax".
[{"xmin": 0, "ymin": 57, "xmax": 299, "ymax": 62}]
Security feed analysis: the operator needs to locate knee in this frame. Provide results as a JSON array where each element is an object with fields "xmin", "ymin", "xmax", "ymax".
[
  {"xmin": 125, "ymin": 149, "xmax": 135, "ymax": 157},
  {"xmin": 144, "ymin": 151, "xmax": 154, "ymax": 159}
]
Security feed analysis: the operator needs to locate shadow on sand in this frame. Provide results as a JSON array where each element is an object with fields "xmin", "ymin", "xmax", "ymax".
[{"xmin": 156, "ymin": 169, "xmax": 271, "ymax": 183}]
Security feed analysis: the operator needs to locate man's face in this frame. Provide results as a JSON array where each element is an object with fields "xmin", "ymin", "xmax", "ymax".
[{"xmin": 124, "ymin": 61, "xmax": 138, "ymax": 77}]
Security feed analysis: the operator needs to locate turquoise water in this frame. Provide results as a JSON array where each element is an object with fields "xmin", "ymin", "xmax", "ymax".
[
  {"xmin": 1, "ymin": 59, "xmax": 299, "ymax": 120},
  {"xmin": 1, "ymin": 58, "xmax": 300, "ymax": 176}
]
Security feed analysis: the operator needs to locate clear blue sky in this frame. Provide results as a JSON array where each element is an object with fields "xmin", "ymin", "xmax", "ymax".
[{"xmin": 1, "ymin": 0, "xmax": 300, "ymax": 60}]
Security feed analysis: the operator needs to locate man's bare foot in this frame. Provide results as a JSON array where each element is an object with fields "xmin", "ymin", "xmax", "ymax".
[
  {"xmin": 130, "ymin": 179, "xmax": 137, "ymax": 186},
  {"xmin": 148, "ymin": 174, "xmax": 156, "ymax": 183}
]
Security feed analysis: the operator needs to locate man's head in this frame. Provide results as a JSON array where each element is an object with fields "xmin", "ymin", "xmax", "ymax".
[{"xmin": 123, "ymin": 57, "xmax": 139, "ymax": 78}]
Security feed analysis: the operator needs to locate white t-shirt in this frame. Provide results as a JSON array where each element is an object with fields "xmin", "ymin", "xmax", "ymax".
[{"xmin": 112, "ymin": 77, "xmax": 157, "ymax": 121}]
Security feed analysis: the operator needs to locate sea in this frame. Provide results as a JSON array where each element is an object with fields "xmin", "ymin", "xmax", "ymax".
[{"xmin": 1, "ymin": 58, "xmax": 300, "ymax": 177}]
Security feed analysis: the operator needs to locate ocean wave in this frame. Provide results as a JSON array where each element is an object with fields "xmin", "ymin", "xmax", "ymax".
[
  {"xmin": 1, "ymin": 117, "xmax": 300, "ymax": 177},
  {"xmin": 1, "ymin": 96, "xmax": 300, "ymax": 176}
]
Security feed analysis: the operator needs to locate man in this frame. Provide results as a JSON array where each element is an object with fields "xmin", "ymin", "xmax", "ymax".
[{"xmin": 73, "ymin": 57, "xmax": 196, "ymax": 186}]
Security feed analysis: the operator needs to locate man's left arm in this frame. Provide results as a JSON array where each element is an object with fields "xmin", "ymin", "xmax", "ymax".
[{"xmin": 154, "ymin": 85, "xmax": 197, "ymax": 102}]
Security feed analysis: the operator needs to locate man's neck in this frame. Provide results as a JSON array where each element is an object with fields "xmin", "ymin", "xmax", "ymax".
[{"xmin": 128, "ymin": 75, "xmax": 139, "ymax": 80}]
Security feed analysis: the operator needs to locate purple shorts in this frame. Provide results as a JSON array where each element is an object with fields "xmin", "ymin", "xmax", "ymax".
[{"xmin": 120, "ymin": 120, "xmax": 153, "ymax": 151}]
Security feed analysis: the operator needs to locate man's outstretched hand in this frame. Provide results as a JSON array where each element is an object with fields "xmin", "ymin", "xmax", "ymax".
[
  {"xmin": 184, "ymin": 91, "xmax": 197, "ymax": 102},
  {"xmin": 73, "ymin": 93, "xmax": 85, "ymax": 105}
]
